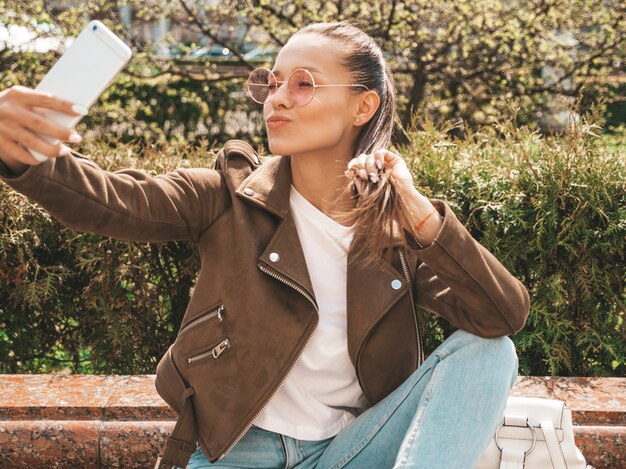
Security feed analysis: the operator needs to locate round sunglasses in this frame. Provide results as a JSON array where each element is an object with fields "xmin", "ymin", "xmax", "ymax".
[{"xmin": 246, "ymin": 67, "xmax": 369, "ymax": 107}]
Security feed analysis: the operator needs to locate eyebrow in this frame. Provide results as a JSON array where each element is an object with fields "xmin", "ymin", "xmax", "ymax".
[{"xmin": 272, "ymin": 66, "xmax": 324, "ymax": 76}]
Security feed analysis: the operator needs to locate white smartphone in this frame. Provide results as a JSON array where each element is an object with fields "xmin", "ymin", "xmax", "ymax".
[{"xmin": 30, "ymin": 20, "xmax": 132, "ymax": 162}]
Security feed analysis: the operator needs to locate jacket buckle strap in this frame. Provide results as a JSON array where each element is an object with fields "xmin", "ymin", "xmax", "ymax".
[
  {"xmin": 154, "ymin": 455, "xmax": 183, "ymax": 469},
  {"xmin": 155, "ymin": 436, "xmax": 196, "ymax": 468},
  {"xmin": 155, "ymin": 386, "xmax": 198, "ymax": 468}
]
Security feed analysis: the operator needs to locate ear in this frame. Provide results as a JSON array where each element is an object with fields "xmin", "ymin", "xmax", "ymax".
[{"xmin": 353, "ymin": 90, "xmax": 381, "ymax": 127}]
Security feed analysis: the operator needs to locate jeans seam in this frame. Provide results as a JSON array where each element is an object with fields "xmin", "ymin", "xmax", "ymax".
[
  {"xmin": 297, "ymin": 438, "xmax": 306, "ymax": 466},
  {"xmin": 435, "ymin": 348, "xmax": 450, "ymax": 360},
  {"xmin": 327, "ymin": 366, "xmax": 434, "ymax": 469},
  {"xmin": 279, "ymin": 433, "xmax": 288, "ymax": 469},
  {"xmin": 329, "ymin": 403, "xmax": 400, "ymax": 468},
  {"xmin": 393, "ymin": 364, "xmax": 441, "ymax": 468}
]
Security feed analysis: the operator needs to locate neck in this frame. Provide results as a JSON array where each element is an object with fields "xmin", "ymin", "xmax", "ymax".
[{"xmin": 290, "ymin": 144, "xmax": 356, "ymax": 226}]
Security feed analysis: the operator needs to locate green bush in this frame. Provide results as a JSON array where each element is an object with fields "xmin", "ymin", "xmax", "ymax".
[
  {"xmin": 408, "ymin": 111, "xmax": 625, "ymax": 377},
  {"xmin": 0, "ymin": 142, "xmax": 210, "ymax": 373},
  {"xmin": 1, "ymin": 111, "xmax": 623, "ymax": 376}
]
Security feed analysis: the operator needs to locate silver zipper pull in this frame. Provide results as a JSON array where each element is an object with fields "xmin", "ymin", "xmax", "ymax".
[
  {"xmin": 211, "ymin": 339, "xmax": 230, "ymax": 359},
  {"xmin": 217, "ymin": 305, "xmax": 224, "ymax": 321}
]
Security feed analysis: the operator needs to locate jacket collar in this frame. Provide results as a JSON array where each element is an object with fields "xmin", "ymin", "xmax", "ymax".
[{"xmin": 235, "ymin": 154, "xmax": 292, "ymax": 219}]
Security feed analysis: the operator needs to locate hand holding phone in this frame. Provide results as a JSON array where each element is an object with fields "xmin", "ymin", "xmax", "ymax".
[{"xmin": 29, "ymin": 20, "xmax": 132, "ymax": 162}]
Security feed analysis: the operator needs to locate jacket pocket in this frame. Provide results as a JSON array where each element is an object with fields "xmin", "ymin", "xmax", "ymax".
[
  {"xmin": 178, "ymin": 303, "xmax": 226, "ymax": 337},
  {"xmin": 176, "ymin": 302, "xmax": 231, "ymax": 369},
  {"xmin": 186, "ymin": 338, "xmax": 231, "ymax": 367}
]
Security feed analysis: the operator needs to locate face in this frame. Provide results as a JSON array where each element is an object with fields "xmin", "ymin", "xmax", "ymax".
[{"xmin": 260, "ymin": 34, "xmax": 364, "ymax": 157}]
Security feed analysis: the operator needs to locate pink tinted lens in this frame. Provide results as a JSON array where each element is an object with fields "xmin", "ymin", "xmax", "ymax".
[
  {"xmin": 247, "ymin": 68, "xmax": 273, "ymax": 103},
  {"xmin": 288, "ymin": 69, "xmax": 315, "ymax": 106}
]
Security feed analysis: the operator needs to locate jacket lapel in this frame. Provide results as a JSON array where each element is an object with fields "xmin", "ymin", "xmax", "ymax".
[
  {"xmin": 236, "ymin": 155, "xmax": 316, "ymax": 306},
  {"xmin": 257, "ymin": 211, "xmax": 317, "ymax": 307},
  {"xmin": 345, "ymin": 237, "xmax": 410, "ymax": 364}
]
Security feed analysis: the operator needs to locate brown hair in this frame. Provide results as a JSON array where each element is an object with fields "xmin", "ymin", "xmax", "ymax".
[{"xmin": 291, "ymin": 22, "xmax": 412, "ymax": 266}]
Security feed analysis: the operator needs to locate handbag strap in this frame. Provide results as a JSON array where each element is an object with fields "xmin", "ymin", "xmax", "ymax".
[
  {"xmin": 496, "ymin": 414, "xmax": 535, "ymax": 469},
  {"xmin": 499, "ymin": 447, "xmax": 527, "ymax": 469},
  {"xmin": 541, "ymin": 420, "xmax": 568, "ymax": 469},
  {"xmin": 496, "ymin": 419, "xmax": 569, "ymax": 469}
]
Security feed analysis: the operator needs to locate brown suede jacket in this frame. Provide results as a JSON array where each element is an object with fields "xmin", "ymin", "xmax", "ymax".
[{"xmin": 0, "ymin": 141, "xmax": 529, "ymax": 462}]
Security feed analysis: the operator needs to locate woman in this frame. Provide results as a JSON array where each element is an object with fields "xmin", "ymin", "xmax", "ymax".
[{"xmin": 0, "ymin": 22, "xmax": 529, "ymax": 469}]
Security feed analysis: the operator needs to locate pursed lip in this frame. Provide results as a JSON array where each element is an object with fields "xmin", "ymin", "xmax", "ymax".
[{"xmin": 266, "ymin": 114, "xmax": 291, "ymax": 124}]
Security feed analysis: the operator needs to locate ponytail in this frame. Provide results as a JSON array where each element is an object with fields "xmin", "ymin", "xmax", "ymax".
[{"xmin": 293, "ymin": 22, "xmax": 409, "ymax": 266}]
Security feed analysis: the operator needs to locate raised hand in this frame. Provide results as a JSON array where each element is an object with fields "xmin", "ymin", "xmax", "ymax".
[{"xmin": 0, "ymin": 86, "xmax": 85, "ymax": 172}]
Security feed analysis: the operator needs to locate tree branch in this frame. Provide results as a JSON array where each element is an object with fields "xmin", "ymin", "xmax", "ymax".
[
  {"xmin": 250, "ymin": 0, "xmax": 298, "ymax": 29},
  {"xmin": 125, "ymin": 67, "xmax": 245, "ymax": 83},
  {"xmin": 178, "ymin": 0, "xmax": 255, "ymax": 71}
]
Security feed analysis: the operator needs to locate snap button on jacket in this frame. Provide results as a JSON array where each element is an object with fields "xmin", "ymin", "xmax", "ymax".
[{"xmin": 0, "ymin": 140, "xmax": 530, "ymax": 466}]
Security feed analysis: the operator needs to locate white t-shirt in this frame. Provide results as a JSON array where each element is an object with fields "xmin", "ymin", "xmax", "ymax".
[{"xmin": 252, "ymin": 185, "xmax": 369, "ymax": 440}]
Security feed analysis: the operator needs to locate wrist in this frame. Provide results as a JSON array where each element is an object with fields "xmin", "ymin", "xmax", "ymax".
[
  {"xmin": 395, "ymin": 178, "xmax": 417, "ymax": 196},
  {"xmin": 399, "ymin": 188, "xmax": 443, "ymax": 247}
]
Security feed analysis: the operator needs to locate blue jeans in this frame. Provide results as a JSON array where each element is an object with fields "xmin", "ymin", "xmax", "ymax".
[{"xmin": 187, "ymin": 329, "xmax": 518, "ymax": 469}]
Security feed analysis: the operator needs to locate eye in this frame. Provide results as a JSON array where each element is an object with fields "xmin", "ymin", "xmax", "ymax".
[
  {"xmin": 297, "ymin": 80, "xmax": 314, "ymax": 88},
  {"xmin": 265, "ymin": 75, "xmax": 277, "ymax": 90}
]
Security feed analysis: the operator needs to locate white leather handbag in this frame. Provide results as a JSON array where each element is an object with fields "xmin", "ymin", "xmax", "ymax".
[{"xmin": 475, "ymin": 397, "xmax": 593, "ymax": 469}]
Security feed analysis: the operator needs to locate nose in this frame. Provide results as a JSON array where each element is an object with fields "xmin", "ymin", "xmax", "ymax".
[{"xmin": 269, "ymin": 80, "xmax": 292, "ymax": 110}]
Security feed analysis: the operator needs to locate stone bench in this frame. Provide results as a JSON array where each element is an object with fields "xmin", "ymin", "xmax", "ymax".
[{"xmin": 0, "ymin": 375, "xmax": 624, "ymax": 468}]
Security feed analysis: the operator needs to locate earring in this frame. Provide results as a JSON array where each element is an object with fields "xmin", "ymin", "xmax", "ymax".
[{"xmin": 355, "ymin": 118, "xmax": 360, "ymax": 123}]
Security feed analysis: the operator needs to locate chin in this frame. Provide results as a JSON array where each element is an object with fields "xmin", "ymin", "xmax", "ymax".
[
  {"xmin": 267, "ymin": 129, "xmax": 338, "ymax": 156},
  {"xmin": 267, "ymin": 135, "xmax": 300, "ymax": 156}
]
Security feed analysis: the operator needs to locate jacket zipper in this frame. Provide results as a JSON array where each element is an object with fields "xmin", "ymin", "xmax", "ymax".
[
  {"xmin": 178, "ymin": 304, "xmax": 225, "ymax": 337},
  {"xmin": 257, "ymin": 264, "xmax": 318, "ymax": 310},
  {"xmin": 398, "ymin": 250, "xmax": 424, "ymax": 365},
  {"xmin": 187, "ymin": 339, "xmax": 231, "ymax": 365},
  {"xmin": 217, "ymin": 263, "xmax": 319, "ymax": 460}
]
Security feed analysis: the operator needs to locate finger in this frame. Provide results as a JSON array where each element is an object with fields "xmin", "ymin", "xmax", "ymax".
[
  {"xmin": 381, "ymin": 149, "xmax": 402, "ymax": 164},
  {"xmin": 365, "ymin": 153, "xmax": 377, "ymax": 174},
  {"xmin": 0, "ymin": 135, "xmax": 41, "ymax": 165},
  {"xmin": 345, "ymin": 159, "xmax": 358, "ymax": 180},
  {"xmin": 355, "ymin": 153, "xmax": 368, "ymax": 180},
  {"xmin": 376, "ymin": 149, "xmax": 405, "ymax": 174},
  {"xmin": 7, "ymin": 86, "xmax": 86, "ymax": 116},
  {"xmin": 10, "ymin": 106, "xmax": 82, "ymax": 143},
  {"xmin": 0, "ymin": 120, "xmax": 70, "ymax": 158},
  {"xmin": 372, "ymin": 149, "xmax": 386, "ymax": 170},
  {"xmin": 352, "ymin": 177, "xmax": 366, "ymax": 195}
]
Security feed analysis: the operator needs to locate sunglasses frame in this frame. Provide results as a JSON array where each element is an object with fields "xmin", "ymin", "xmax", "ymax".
[{"xmin": 247, "ymin": 67, "xmax": 369, "ymax": 106}]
